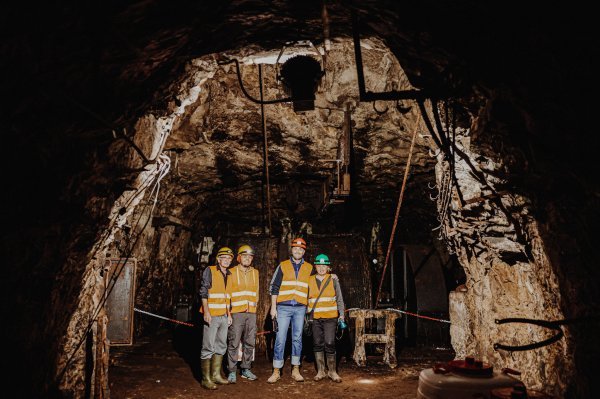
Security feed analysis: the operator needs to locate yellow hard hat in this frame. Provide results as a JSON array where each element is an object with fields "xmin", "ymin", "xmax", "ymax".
[
  {"xmin": 237, "ymin": 244, "xmax": 255, "ymax": 256},
  {"xmin": 216, "ymin": 247, "xmax": 234, "ymax": 258}
]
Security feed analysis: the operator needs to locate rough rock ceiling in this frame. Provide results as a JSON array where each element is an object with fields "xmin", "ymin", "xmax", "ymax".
[{"xmin": 155, "ymin": 38, "xmax": 437, "ymax": 235}]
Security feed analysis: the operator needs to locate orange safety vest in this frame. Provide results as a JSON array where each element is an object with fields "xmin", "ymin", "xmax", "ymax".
[
  {"xmin": 308, "ymin": 274, "xmax": 338, "ymax": 319},
  {"xmin": 276, "ymin": 259, "xmax": 313, "ymax": 305},
  {"xmin": 229, "ymin": 265, "xmax": 259, "ymax": 314},
  {"xmin": 201, "ymin": 266, "xmax": 231, "ymax": 317}
]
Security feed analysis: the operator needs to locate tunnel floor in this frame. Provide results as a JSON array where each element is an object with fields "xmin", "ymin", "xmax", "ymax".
[{"xmin": 108, "ymin": 327, "xmax": 454, "ymax": 398}]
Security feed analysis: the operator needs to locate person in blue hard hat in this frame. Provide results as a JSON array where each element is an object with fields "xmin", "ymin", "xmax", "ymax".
[{"xmin": 308, "ymin": 253, "xmax": 345, "ymax": 383}]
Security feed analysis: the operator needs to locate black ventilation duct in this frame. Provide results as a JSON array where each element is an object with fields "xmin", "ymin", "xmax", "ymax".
[{"xmin": 278, "ymin": 55, "xmax": 324, "ymax": 112}]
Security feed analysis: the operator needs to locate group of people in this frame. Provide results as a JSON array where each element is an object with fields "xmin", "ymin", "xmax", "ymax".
[{"xmin": 199, "ymin": 237, "xmax": 345, "ymax": 390}]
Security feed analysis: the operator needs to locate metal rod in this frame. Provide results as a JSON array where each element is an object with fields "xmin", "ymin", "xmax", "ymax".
[
  {"xmin": 390, "ymin": 249, "xmax": 395, "ymax": 300},
  {"xmin": 352, "ymin": 10, "xmax": 439, "ymax": 102},
  {"xmin": 259, "ymin": 65, "xmax": 273, "ymax": 235},
  {"xmin": 375, "ymin": 111, "xmax": 422, "ymax": 307},
  {"xmin": 336, "ymin": 161, "xmax": 341, "ymax": 192},
  {"xmin": 352, "ymin": 9, "xmax": 367, "ymax": 100},
  {"xmin": 403, "ymin": 248, "xmax": 408, "ymax": 338}
]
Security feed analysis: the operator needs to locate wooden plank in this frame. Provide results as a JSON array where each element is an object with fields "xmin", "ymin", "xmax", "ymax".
[
  {"xmin": 94, "ymin": 311, "xmax": 110, "ymax": 399},
  {"xmin": 363, "ymin": 334, "xmax": 389, "ymax": 343},
  {"xmin": 353, "ymin": 313, "xmax": 366, "ymax": 366}
]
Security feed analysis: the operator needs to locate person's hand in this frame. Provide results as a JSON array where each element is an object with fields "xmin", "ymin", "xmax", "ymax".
[
  {"xmin": 227, "ymin": 315, "xmax": 233, "ymax": 326},
  {"xmin": 331, "ymin": 273, "xmax": 339, "ymax": 280},
  {"xmin": 203, "ymin": 312, "xmax": 212, "ymax": 325},
  {"xmin": 270, "ymin": 307, "xmax": 277, "ymax": 319},
  {"xmin": 339, "ymin": 315, "xmax": 345, "ymax": 322}
]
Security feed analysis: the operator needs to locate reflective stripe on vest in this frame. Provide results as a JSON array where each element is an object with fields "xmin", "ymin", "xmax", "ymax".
[
  {"xmin": 277, "ymin": 260, "xmax": 313, "ymax": 305},
  {"xmin": 308, "ymin": 274, "xmax": 338, "ymax": 319},
  {"xmin": 230, "ymin": 266, "xmax": 259, "ymax": 313},
  {"xmin": 203, "ymin": 266, "xmax": 230, "ymax": 316}
]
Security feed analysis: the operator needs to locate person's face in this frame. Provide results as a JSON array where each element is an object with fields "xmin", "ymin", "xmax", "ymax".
[
  {"xmin": 217, "ymin": 255, "xmax": 233, "ymax": 268},
  {"xmin": 316, "ymin": 264, "xmax": 329, "ymax": 276},
  {"xmin": 239, "ymin": 253, "xmax": 253, "ymax": 267},
  {"xmin": 291, "ymin": 246, "xmax": 305, "ymax": 260}
]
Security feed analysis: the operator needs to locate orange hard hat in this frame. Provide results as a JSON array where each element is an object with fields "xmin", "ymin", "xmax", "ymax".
[{"xmin": 291, "ymin": 237, "xmax": 307, "ymax": 249}]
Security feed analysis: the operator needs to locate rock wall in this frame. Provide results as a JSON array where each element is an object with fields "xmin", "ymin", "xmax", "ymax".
[
  {"xmin": 53, "ymin": 65, "xmax": 211, "ymax": 397},
  {"xmin": 439, "ymin": 97, "xmax": 585, "ymax": 397}
]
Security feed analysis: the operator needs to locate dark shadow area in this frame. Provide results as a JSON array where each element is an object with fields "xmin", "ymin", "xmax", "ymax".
[{"xmin": 171, "ymin": 306, "xmax": 204, "ymax": 382}]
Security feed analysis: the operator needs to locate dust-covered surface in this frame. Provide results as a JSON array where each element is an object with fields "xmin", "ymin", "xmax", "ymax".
[{"xmin": 109, "ymin": 328, "xmax": 454, "ymax": 398}]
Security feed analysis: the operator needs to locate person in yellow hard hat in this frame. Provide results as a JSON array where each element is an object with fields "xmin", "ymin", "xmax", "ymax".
[
  {"xmin": 267, "ymin": 237, "xmax": 312, "ymax": 383},
  {"xmin": 226, "ymin": 244, "xmax": 259, "ymax": 383},
  {"xmin": 199, "ymin": 246, "xmax": 234, "ymax": 390}
]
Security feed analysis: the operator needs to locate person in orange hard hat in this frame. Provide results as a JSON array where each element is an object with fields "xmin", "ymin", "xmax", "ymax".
[
  {"xmin": 199, "ymin": 246, "xmax": 234, "ymax": 390},
  {"xmin": 267, "ymin": 237, "xmax": 312, "ymax": 383},
  {"xmin": 226, "ymin": 244, "xmax": 259, "ymax": 383}
]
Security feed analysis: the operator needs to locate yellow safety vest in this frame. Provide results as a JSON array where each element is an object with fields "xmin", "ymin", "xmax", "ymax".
[
  {"xmin": 277, "ymin": 260, "xmax": 313, "ymax": 305},
  {"xmin": 229, "ymin": 266, "xmax": 259, "ymax": 314},
  {"xmin": 201, "ymin": 266, "xmax": 231, "ymax": 316},
  {"xmin": 308, "ymin": 275, "xmax": 338, "ymax": 319}
]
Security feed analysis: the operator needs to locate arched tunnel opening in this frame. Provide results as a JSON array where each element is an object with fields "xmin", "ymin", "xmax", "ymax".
[{"xmin": 2, "ymin": 2, "xmax": 598, "ymax": 398}]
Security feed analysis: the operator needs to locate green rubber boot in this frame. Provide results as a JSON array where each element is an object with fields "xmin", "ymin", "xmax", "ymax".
[
  {"xmin": 201, "ymin": 358, "xmax": 217, "ymax": 390},
  {"xmin": 211, "ymin": 354, "xmax": 230, "ymax": 385}
]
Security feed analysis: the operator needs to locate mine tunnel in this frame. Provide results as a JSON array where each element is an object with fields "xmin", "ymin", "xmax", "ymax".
[{"xmin": 2, "ymin": 1, "xmax": 598, "ymax": 398}]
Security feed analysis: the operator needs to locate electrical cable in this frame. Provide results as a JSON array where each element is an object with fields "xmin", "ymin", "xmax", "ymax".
[
  {"xmin": 54, "ymin": 155, "xmax": 170, "ymax": 387},
  {"xmin": 217, "ymin": 58, "xmax": 292, "ymax": 105}
]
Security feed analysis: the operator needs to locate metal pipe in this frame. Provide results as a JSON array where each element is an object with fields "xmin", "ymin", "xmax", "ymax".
[
  {"xmin": 351, "ymin": 9, "xmax": 367, "ymax": 100},
  {"xmin": 403, "ymin": 248, "xmax": 408, "ymax": 338},
  {"xmin": 375, "ymin": 111, "xmax": 421, "ymax": 307},
  {"xmin": 351, "ymin": 10, "xmax": 438, "ymax": 102},
  {"xmin": 259, "ymin": 65, "xmax": 273, "ymax": 235},
  {"xmin": 390, "ymin": 249, "xmax": 395, "ymax": 300}
]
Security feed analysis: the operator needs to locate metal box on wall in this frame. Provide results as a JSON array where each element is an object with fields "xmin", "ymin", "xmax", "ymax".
[{"xmin": 104, "ymin": 258, "xmax": 136, "ymax": 346}]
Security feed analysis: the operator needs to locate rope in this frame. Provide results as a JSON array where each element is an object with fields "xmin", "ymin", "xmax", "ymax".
[
  {"xmin": 375, "ymin": 110, "xmax": 422, "ymax": 307},
  {"xmin": 388, "ymin": 308, "xmax": 451, "ymax": 324},
  {"xmin": 134, "ymin": 307, "xmax": 277, "ymax": 334},
  {"xmin": 345, "ymin": 307, "xmax": 450, "ymax": 324},
  {"xmin": 134, "ymin": 308, "xmax": 194, "ymax": 327}
]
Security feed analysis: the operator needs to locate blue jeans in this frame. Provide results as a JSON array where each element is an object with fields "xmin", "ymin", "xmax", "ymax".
[{"xmin": 273, "ymin": 304, "xmax": 306, "ymax": 368}]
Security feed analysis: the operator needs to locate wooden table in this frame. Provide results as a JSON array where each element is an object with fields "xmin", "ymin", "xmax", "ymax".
[{"xmin": 348, "ymin": 309, "xmax": 401, "ymax": 368}]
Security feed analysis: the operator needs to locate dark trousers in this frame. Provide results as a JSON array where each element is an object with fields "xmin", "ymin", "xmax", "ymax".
[{"xmin": 312, "ymin": 318, "xmax": 337, "ymax": 354}]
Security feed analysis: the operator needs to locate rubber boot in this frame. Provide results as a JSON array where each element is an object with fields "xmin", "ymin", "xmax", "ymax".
[
  {"xmin": 291, "ymin": 365, "xmax": 305, "ymax": 382},
  {"xmin": 267, "ymin": 368, "xmax": 281, "ymax": 384},
  {"xmin": 327, "ymin": 353, "xmax": 342, "ymax": 383},
  {"xmin": 211, "ymin": 354, "xmax": 229, "ymax": 385},
  {"xmin": 314, "ymin": 352, "xmax": 327, "ymax": 381},
  {"xmin": 201, "ymin": 358, "xmax": 217, "ymax": 390}
]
